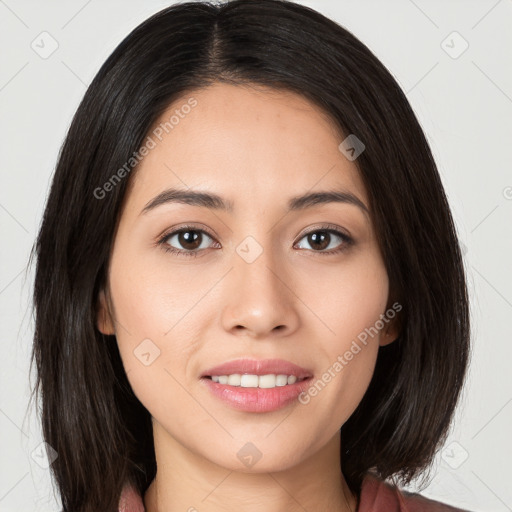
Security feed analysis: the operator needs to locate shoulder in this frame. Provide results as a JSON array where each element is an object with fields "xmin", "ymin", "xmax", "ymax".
[
  {"xmin": 118, "ymin": 474, "xmax": 475, "ymax": 512},
  {"xmin": 358, "ymin": 472, "xmax": 474, "ymax": 512},
  {"xmin": 118, "ymin": 482, "xmax": 145, "ymax": 512}
]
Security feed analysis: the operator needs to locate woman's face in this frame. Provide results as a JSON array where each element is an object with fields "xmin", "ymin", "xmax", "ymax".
[{"xmin": 98, "ymin": 82, "xmax": 398, "ymax": 472}]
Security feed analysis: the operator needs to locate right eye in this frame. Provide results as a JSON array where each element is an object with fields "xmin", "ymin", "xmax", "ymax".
[{"xmin": 157, "ymin": 227, "xmax": 219, "ymax": 257}]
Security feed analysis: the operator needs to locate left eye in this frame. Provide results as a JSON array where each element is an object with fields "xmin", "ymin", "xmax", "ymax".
[{"xmin": 295, "ymin": 229, "xmax": 352, "ymax": 253}]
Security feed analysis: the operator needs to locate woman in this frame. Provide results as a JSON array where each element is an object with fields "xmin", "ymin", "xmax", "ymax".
[{"xmin": 30, "ymin": 1, "xmax": 473, "ymax": 511}]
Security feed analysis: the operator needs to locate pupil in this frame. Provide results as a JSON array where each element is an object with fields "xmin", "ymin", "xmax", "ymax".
[
  {"xmin": 310, "ymin": 231, "xmax": 329, "ymax": 250},
  {"xmin": 180, "ymin": 230, "xmax": 201, "ymax": 250}
]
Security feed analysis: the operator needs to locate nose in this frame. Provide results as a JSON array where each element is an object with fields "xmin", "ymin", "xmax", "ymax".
[{"xmin": 220, "ymin": 244, "xmax": 301, "ymax": 339}]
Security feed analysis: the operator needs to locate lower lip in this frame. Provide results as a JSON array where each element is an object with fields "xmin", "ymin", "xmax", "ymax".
[{"xmin": 200, "ymin": 376, "xmax": 313, "ymax": 413}]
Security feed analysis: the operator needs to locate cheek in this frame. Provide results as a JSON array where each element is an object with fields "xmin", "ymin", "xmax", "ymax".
[
  {"xmin": 109, "ymin": 246, "xmax": 208, "ymax": 341},
  {"xmin": 300, "ymin": 324, "xmax": 380, "ymax": 440},
  {"xmin": 295, "ymin": 256, "xmax": 387, "ymax": 421},
  {"xmin": 296, "ymin": 252, "xmax": 389, "ymax": 346},
  {"xmin": 107, "ymin": 250, "xmax": 210, "ymax": 405}
]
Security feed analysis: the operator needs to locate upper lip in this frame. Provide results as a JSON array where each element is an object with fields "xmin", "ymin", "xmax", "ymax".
[{"xmin": 201, "ymin": 358, "xmax": 313, "ymax": 379}]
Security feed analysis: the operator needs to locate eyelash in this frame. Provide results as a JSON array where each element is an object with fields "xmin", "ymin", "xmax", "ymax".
[{"xmin": 156, "ymin": 223, "xmax": 353, "ymax": 258}]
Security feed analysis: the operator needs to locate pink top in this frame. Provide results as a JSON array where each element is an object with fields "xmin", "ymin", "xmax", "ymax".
[{"xmin": 118, "ymin": 473, "xmax": 472, "ymax": 511}]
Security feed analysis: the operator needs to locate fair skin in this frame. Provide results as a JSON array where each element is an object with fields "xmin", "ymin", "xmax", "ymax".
[{"xmin": 97, "ymin": 82, "xmax": 399, "ymax": 512}]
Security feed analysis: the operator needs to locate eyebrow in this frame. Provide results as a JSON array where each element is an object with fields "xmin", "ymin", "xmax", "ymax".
[{"xmin": 141, "ymin": 188, "xmax": 369, "ymax": 216}]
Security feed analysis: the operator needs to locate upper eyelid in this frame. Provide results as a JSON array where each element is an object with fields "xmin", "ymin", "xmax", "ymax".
[
  {"xmin": 158, "ymin": 223, "xmax": 215, "ymax": 241},
  {"xmin": 162, "ymin": 228, "xmax": 215, "ymax": 244},
  {"xmin": 297, "ymin": 223, "xmax": 351, "ymax": 240}
]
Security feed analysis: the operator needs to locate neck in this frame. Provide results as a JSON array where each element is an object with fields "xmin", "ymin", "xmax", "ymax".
[{"xmin": 143, "ymin": 421, "xmax": 357, "ymax": 512}]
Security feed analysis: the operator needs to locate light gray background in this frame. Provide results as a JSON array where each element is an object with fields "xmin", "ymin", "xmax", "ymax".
[{"xmin": 1, "ymin": 1, "xmax": 511, "ymax": 511}]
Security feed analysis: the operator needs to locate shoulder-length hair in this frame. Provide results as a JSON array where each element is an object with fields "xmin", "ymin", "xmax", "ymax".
[{"xmin": 29, "ymin": 1, "xmax": 471, "ymax": 510}]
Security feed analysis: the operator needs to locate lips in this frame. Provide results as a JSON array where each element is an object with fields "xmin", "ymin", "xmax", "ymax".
[{"xmin": 200, "ymin": 358, "xmax": 313, "ymax": 379}]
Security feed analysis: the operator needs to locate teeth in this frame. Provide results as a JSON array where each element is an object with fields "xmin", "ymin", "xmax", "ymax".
[{"xmin": 210, "ymin": 374, "xmax": 302, "ymax": 388}]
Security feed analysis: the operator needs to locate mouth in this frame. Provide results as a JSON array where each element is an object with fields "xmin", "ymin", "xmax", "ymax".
[
  {"xmin": 201, "ymin": 374, "xmax": 312, "ymax": 389},
  {"xmin": 200, "ymin": 372, "xmax": 314, "ymax": 413},
  {"xmin": 200, "ymin": 357, "xmax": 314, "ymax": 383}
]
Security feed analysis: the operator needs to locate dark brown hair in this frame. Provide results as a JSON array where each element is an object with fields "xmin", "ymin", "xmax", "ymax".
[{"xmin": 29, "ymin": 1, "xmax": 471, "ymax": 510}]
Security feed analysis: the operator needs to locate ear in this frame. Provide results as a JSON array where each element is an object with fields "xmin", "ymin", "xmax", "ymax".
[
  {"xmin": 96, "ymin": 288, "xmax": 115, "ymax": 335},
  {"xmin": 379, "ymin": 298, "xmax": 402, "ymax": 347},
  {"xmin": 379, "ymin": 320, "xmax": 400, "ymax": 347}
]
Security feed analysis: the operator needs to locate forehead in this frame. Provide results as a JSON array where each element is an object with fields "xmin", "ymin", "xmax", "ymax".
[{"xmin": 127, "ymin": 82, "xmax": 369, "ymax": 215}]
